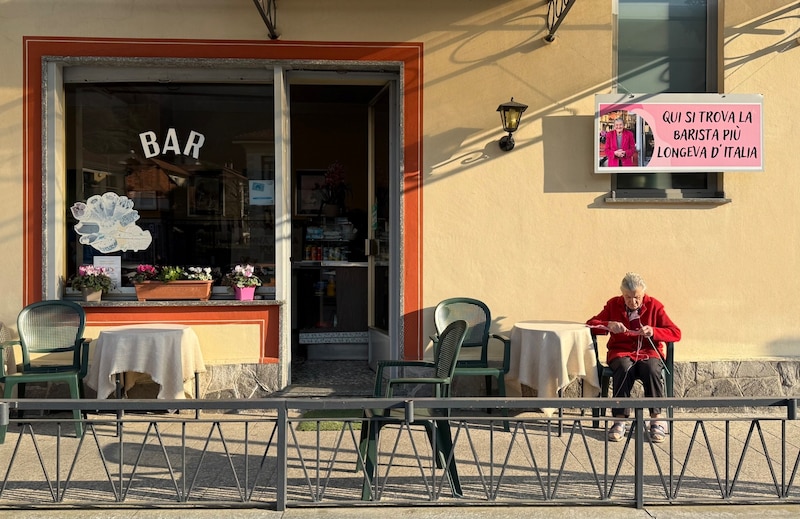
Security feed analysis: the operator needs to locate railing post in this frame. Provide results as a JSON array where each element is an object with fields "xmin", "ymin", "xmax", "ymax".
[
  {"xmin": 404, "ymin": 400, "xmax": 414, "ymax": 424},
  {"xmin": 0, "ymin": 402, "xmax": 8, "ymax": 427},
  {"xmin": 276, "ymin": 403, "xmax": 287, "ymax": 511},
  {"xmin": 788, "ymin": 398, "xmax": 797, "ymax": 420},
  {"xmin": 634, "ymin": 406, "xmax": 644, "ymax": 509}
]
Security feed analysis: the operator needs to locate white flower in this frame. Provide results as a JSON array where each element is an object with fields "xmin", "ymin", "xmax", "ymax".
[{"xmin": 186, "ymin": 266, "xmax": 213, "ymax": 281}]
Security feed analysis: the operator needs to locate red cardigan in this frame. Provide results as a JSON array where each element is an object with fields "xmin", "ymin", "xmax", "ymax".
[
  {"xmin": 587, "ymin": 294, "xmax": 681, "ymax": 363},
  {"xmin": 605, "ymin": 128, "xmax": 637, "ymax": 167}
]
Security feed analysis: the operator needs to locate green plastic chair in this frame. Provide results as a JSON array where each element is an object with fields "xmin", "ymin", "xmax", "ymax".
[
  {"xmin": 0, "ymin": 300, "xmax": 91, "ymax": 443},
  {"xmin": 359, "ymin": 319, "xmax": 468, "ymax": 500},
  {"xmin": 590, "ymin": 331, "xmax": 675, "ymax": 428},
  {"xmin": 432, "ymin": 298, "xmax": 510, "ymax": 430}
]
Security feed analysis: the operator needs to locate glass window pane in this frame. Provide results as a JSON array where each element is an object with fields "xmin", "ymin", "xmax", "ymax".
[
  {"xmin": 616, "ymin": 0, "xmax": 710, "ymax": 192},
  {"xmin": 618, "ymin": 0, "xmax": 707, "ymax": 94},
  {"xmin": 66, "ymin": 83, "xmax": 276, "ymax": 289}
]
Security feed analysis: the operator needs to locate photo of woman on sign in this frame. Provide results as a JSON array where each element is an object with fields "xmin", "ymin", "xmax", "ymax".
[{"xmin": 604, "ymin": 116, "xmax": 637, "ymax": 167}]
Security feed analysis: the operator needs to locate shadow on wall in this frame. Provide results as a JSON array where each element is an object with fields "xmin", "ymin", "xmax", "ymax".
[
  {"xmin": 764, "ymin": 337, "xmax": 800, "ymax": 359},
  {"xmin": 542, "ymin": 115, "xmax": 606, "ymax": 194},
  {"xmin": 425, "ymin": 126, "xmax": 486, "ymax": 178}
]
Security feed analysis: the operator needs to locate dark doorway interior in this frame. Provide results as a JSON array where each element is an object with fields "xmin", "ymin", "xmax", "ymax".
[{"xmin": 289, "ymin": 83, "xmax": 384, "ymax": 385}]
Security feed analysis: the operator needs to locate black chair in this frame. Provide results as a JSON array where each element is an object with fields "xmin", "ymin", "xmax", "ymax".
[
  {"xmin": 591, "ymin": 331, "xmax": 675, "ymax": 428},
  {"xmin": 359, "ymin": 319, "xmax": 468, "ymax": 500},
  {"xmin": 432, "ymin": 298, "xmax": 510, "ymax": 430}
]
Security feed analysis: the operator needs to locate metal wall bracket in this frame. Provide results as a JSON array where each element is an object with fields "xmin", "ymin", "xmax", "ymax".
[
  {"xmin": 252, "ymin": 0, "xmax": 279, "ymax": 40},
  {"xmin": 545, "ymin": 0, "xmax": 578, "ymax": 43}
]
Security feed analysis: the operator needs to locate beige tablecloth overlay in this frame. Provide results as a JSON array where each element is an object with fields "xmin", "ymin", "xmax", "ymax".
[
  {"xmin": 85, "ymin": 324, "xmax": 206, "ymax": 400},
  {"xmin": 508, "ymin": 321, "xmax": 600, "ymax": 413}
]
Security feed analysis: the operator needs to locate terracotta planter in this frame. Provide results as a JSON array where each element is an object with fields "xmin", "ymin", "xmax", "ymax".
[
  {"xmin": 234, "ymin": 286, "xmax": 256, "ymax": 301},
  {"xmin": 82, "ymin": 289, "xmax": 103, "ymax": 302},
  {"xmin": 134, "ymin": 280, "xmax": 212, "ymax": 301}
]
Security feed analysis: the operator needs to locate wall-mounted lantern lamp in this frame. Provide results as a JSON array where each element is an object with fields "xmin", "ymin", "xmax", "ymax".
[{"xmin": 497, "ymin": 98, "xmax": 528, "ymax": 151}]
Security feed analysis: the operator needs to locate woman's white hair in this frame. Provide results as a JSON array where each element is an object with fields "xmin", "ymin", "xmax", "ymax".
[{"xmin": 621, "ymin": 272, "xmax": 646, "ymax": 292}]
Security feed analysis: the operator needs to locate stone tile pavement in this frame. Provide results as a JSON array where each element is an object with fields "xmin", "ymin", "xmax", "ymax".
[{"xmin": 2, "ymin": 405, "xmax": 800, "ymax": 517}]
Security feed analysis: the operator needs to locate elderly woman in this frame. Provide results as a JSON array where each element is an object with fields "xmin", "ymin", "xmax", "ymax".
[
  {"xmin": 587, "ymin": 272, "xmax": 681, "ymax": 443},
  {"xmin": 604, "ymin": 117, "xmax": 637, "ymax": 167}
]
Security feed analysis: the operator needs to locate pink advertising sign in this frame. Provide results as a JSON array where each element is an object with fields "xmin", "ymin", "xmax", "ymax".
[{"xmin": 595, "ymin": 93, "xmax": 763, "ymax": 173}]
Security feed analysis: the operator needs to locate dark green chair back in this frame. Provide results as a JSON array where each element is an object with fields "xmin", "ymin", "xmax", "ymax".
[
  {"xmin": 17, "ymin": 300, "xmax": 88, "ymax": 377},
  {"xmin": 434, "ymin": 298, "xmax": 492, "ymax": 365},
  {"xmin": 433, "ymin": 319, "xmax": 468, "ymax": 382}
]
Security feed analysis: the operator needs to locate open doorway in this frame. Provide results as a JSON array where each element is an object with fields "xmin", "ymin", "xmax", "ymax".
[{"xmin": 289, "ymin": 82, "xmax": 391, "ymax": 384}]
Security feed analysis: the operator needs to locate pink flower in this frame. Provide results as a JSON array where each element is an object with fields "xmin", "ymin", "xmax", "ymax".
[
  {"xmin": 78, "ymin": 265, "xmax": 109, "ymax": 277},
  {"xmin": 70, "ymin": 264, "xmax": 114, "ymax": 292},
  {"xmin": 227, "ymin": 264, "xmax": 262, "ymax": 288},
  {"xmin": 137, "ymin": 264, "xmax": 157, "ymax": 276}
]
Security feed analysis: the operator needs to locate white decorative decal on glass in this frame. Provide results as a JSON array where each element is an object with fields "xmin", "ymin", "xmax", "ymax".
[{"xmin": 70, "ymin": 192, "xmax": 153, "ymax": 253}]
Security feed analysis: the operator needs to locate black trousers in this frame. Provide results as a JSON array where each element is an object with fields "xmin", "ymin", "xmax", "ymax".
[{"xmin": 608, "ymin": 356, "xmax": 665, "ymax": 417}]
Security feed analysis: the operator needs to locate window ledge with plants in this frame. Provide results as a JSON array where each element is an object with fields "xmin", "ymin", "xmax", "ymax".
[{"xmin": 65, "ymin": 264, "xmax": 276, "ymax": 302}]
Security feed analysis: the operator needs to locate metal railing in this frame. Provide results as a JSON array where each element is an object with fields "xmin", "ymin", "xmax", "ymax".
[{"xmin": 1, "ymin": 396, "xmax": 799, "ymax": 510}]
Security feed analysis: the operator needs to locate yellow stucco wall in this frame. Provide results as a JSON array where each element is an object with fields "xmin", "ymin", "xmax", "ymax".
[
  {"xmin": 83, "ymin": 324, "xmax": 262, "ymax": 365},
  {"xmin": 1, "ymin": 1, "xmax": 798, "ymax": 364}
]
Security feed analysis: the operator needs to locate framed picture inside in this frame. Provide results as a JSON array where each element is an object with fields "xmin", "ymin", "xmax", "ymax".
[
  {"xmin": 188, "ymin": 175, "xmax": 223, "ymax": 216},
  {"xmin": 294, "ymin": 170, "xmax": 325, "ymax": 216}
]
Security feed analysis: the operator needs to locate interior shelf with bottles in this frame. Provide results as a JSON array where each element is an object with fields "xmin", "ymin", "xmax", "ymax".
[
  {"xmin": 296, "ymin": 216, "xmax": 367, "ymax": 266},
  {"xmin": 293, "ymin": 215, "xmax": 368, "ymax": 345}
]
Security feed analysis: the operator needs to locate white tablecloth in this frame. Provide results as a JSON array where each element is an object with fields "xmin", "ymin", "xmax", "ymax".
[
  {"xmin": 508, "ymin": 321, "xmax": 600, "ymax": 413},
  {"xmin": 85, "ymin": 324, "xmax": 206, "ymax": 400},
  {"xmin": 0, "ymin": 322, "xmax": 17, "ymax": 397}
]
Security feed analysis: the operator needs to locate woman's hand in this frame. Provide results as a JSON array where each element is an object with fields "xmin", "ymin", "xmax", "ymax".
[{"xmin": 607, "ymin": 321, "xmax": 627, "ymax": 334}]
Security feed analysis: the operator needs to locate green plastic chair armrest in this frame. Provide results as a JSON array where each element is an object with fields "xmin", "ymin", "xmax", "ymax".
[
  {"xmin": 78, "ymin": 338, "xmax": 91, "ymax": 378},
  {"xmin": 374, "ymin": 360, "xmax": 436, "ymax": 396},
  {"xmin": 490, "ymin": 333, "xmax": 511, "ymax": 373}
]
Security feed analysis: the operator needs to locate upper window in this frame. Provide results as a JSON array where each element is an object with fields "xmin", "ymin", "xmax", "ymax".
[
  {"xmin": 613, "ymin": 0, "xmax": 722, "ymax": 198},
  {"xmin": 65, "ymin": 82, "xmax": 276, "ymax": 294}
]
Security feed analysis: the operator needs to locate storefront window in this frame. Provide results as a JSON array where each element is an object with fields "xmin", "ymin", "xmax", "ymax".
[{"xmin": 65, "ymin": 83, "xmax": 276, "ymax": 293}]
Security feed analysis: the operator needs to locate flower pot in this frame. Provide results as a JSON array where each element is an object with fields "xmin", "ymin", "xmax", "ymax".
[
  {"xmin": 82, "ymin": 289, "xmax": 103, "ymax": 302},
  {"xmin": 134, "ymin": 280, "xmax": 212, "ymax": 301},
  {"xmin": 234, "ymin": 286, "xmax": 256, "ymax": 301}
]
